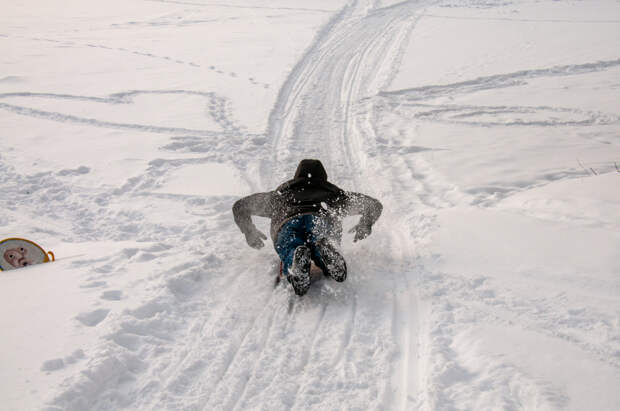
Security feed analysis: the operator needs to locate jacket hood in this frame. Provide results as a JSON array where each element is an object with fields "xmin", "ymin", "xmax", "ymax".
[{"xmin": 293, "ymin": 159, "xmax": 328, "ymax": 181}]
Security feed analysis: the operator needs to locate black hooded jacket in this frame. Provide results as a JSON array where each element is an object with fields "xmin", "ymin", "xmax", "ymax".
[{"xmin": 233, "ymin": 159, "xmax": 382, "ymax": 241}]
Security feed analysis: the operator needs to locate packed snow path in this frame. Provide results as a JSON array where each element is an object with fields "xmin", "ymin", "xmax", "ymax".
[{"xmin": 1, "ymin": 0, "xmax": 619, "ymax": 410}]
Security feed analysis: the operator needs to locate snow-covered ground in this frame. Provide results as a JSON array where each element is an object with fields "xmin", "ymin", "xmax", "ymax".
[{"xmin": 1, "ymin": 0, "xmax": 619, "ymax": 410}]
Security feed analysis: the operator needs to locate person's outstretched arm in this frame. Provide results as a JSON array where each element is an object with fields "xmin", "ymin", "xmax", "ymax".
[
  {"xmin": 232, "ymin": 192, "xmax": 273, "ymax": 249},
  {"xmin": 344, "ymin": 192, "xmax": 383, "ymax": 242}
]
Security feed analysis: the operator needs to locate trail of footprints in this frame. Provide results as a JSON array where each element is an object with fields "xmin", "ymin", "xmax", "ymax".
[{"xmin": 4, "ymin": 34, "xmax": 269, "ymax": 88}]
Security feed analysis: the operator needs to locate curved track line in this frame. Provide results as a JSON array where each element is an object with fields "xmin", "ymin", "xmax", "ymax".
[
  {"xmin": 0, "ymin": 102, "xmax": 219, "ymax": 136},
  {"xmin": 0, "ymin": 89, "xmax": 250, "ymax": 137},
  {"xmin": 380, "ymin": 57, "xmax": 620, "ymax": 100}
]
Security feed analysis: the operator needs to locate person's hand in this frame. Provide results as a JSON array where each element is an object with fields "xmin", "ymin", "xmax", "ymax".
[
  {"xmin": 349, "ymin": 223, "xmax": 372, "ymax": 242},
  {"xmin": 245, "ymin": 229, "xmax": 267, "ymax": 249}
]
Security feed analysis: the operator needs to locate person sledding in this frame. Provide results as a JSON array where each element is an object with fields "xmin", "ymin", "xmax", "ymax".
[{"xmin": 232, "ymin": 159, "xmax": 382, "ymax": 296}]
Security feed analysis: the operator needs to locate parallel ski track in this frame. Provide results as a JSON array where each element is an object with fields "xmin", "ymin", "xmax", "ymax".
[
  {"xmin": 203, "ymin": 290, "xmax": 280, "ymax": 407},
  {"xmin": 277, "ymin": 302, "xmax": 329, "ymax": 411},
  {"xmin": 260, "ymin": 1, "xmax": 432, "ymax": 409},
  {"xmin": 215, "ymin": 304, "xmax": 281, "ymax": 410}
]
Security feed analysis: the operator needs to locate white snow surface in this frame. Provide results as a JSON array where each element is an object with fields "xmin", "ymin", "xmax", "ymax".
[{"xmin": 1, "ymin": 0, "xmax": 619, "ymax": 410}]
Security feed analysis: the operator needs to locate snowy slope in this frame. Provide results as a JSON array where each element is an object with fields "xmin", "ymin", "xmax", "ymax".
[{"xmin": 1, "ymin": 0, "xmax": 619, "ymax": 410}]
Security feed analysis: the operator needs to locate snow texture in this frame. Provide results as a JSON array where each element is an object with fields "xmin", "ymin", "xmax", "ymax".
[{"xmin": 1, "ymin": 0, "xmax": 619, "ymax": 410}]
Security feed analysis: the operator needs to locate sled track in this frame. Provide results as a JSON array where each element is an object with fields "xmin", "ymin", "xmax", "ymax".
[{"xmin": 261, "ymin": 0, "xmax": 433, "ymax": 409}]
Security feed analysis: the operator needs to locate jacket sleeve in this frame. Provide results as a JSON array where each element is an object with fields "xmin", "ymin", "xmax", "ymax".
[
  {"xmin": 232, "ymin": 192, "xmax": 274, "ymax": 234},
  {"xmin": 343, "ymin": 192, "xmax": 383, "ymax": 227}
]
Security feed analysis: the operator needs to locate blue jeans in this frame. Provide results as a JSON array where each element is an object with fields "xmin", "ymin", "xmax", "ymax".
[{"xmin": 275, "ymin": 215, "xmax": 338, "ymax": 276}]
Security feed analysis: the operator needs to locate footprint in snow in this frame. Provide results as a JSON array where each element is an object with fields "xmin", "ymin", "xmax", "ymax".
[
  {"xmin": 76, "ymin": 308, "xmax": 109, "ymax": 327},
  {"xmin": 41, "ymin": 358, "xmax": 65, "ymax": 372},
  {"xmin": 122, "ymin": 248, "xmax": 139, "ymax": 258},
  {"xmin": 137, "ymin": 252, "xmax": 157, "ymax": 262},
  {"xmin": 80, "ymin": 280, "xmax": 107, "ymax": 289},
  {"xmin": 100, "ymin": 290, "xmax": 123, "ymax": 301},
  {"xmin": 41, "ymin": 349, "xmax": 85, "ymax": 372},
  {"xmin": 56, "ymin": 166, "xmax": 90, "ymax": 176}
]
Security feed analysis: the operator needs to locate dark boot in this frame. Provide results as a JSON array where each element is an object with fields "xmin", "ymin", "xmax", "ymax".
[
  {"xmin": 288, "ymin": 245, "xmax": 311, "ymax": 296},
  {"xmin": 315, "ymin": 239, "xmax": 347, "ymax": 282}
]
